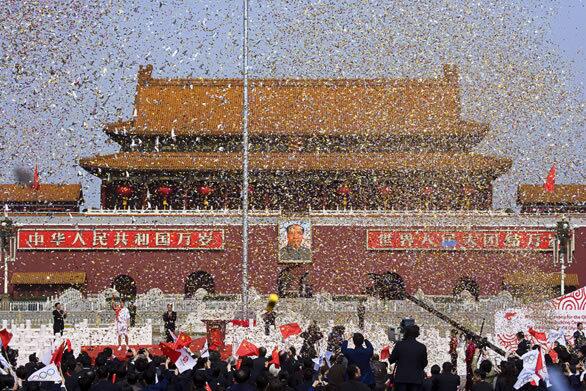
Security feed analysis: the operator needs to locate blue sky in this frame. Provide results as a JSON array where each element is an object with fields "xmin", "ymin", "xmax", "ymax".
[{"xmin": 0, "ymin": 0, "xmax": 584, "ymax": 209}]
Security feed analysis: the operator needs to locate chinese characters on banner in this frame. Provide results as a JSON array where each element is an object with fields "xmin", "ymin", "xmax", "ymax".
[
  {"xmin": 17, "ymin": 229, "xmax": 224, "ymax": 250},
  {"xmin": 367, "ymin": 229, "xmax": 556, "ymax": 251}
]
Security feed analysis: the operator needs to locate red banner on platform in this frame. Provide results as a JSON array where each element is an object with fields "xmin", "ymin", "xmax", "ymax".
[
  {"xmin": 367, "ymin": 229, "xmax": 555, "ymax": 251},
  {"xmin": 17, "ymin": 228, "xmax": 224, "ymax": 250}
]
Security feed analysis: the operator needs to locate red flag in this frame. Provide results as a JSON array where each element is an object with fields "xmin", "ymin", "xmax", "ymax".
[
  {"xmin": 528, "ymin": 328, "xmax": 547, "ymax": 342},
  {"xmin": 548, "ymin": 349, "xmax": 558, "ymax": 363},
  {"xmin": 159, "ymin": 342, "xmax": 181, "ymax": 362},
  {"xmin": 32, "ymin": 165, "xmax": 40, "ymax": 191},
  {"xmin": 380, "ymin": 346, "xmax": 390, "ymax": 361},
  {"xmin": 190, "ymin": 336, "xmax": 207, "ymax": 352},
  {"xmin": 65, "ymin": 339, "xmax": 72, "ymax": 352},
  {"xmin": 269, "ymin": 346, "xmax": 280, "ymax": 368},
  {"xmin": 236, "ymin": 339, "xmax": 259, "ymax": 357},
  {"xmin": 174, "ymin": 332, "xmax": 192, "ymax": 350},
  {"xmin": 279, "ymin": 323, "xmax": 302, "ymax": 340},
  {"xmin": 544, "ymin": 164, "xmax": 556, "ymax": 193},
  {"xmin": 0, "ymin": 329, "xmax": 12, "ymax": 348},
  {"xmin": 50, "ymin": 342, "xmax": 65, "ymax": 365},
  {"xmin": 205, "ymin": 383, "xmax": 212, "ymax": 391}
]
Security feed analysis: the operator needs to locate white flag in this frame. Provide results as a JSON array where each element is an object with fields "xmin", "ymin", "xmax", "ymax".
[
  {"xmin": 0, "ymin": 354, "xmax": 10, "ymax": 369},
  {"xmin": 200, "ymin": 340, "xmax": 209, "ymax": 358},
  {"xmin": 27, "ymin": 363, "xmax": 61, "ymax": 383},
  {"xmin": 548, "ymin": 328, "xmax": 566, "ymax": 347},
  {"xmin": 175, "ymin": 349, "xmax": 197, "ymax": 374},
  {"xmin": 514, "ymin": 348, "xmax": 550, "ymax": 389}
]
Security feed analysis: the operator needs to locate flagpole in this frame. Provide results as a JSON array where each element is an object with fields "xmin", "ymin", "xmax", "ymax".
[{"xmin": 241, "ymin": 0, "xmax": 250, "ymax": 318}]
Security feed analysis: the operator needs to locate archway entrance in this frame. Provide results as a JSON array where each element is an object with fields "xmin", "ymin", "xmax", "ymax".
[
  {"xmin": 185, "ymin": 271, "xmax": 215, "ymax": 297},
  {"xmin": 112, "ymin": 274, "xmax": 137, "ymax": 298},
  {"xmin": 453, "ymin": 276, "xmax": 480, "ymax": 300},
  {"xmin": 367, "ymin": 271, "xmax": 406, "ymax": 300}
]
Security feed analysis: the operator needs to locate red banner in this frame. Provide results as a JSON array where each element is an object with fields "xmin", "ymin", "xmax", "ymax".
[
  {"xmin": 367, "ymin": 229, "xmax": 555, "ymax": 251},
  {"xmin": 17, "ymin": 229, "xmax": 224, "ymax": 250}
]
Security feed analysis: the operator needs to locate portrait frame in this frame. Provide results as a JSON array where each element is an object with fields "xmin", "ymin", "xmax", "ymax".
[{"xmin": 278, "ymin": 219, "xmax": 312, "ymax": 264}]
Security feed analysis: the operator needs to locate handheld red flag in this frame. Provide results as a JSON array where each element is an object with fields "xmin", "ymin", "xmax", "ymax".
[
  {"xmin": 528, "ymin": 327, "xmax": 547, "ymax": 342},
  {"xmin": 269, "ymin": 346, "xmax": 280, "ymax": 368},
  {"xmin": 159, "ymin": 342, "xmax": 181, "ymax": 362},
  {"xmin": 279, "ymin": 323, "xmax": 302, "ymax": 340},
  {"xmin": 236, "ymin": 339, "xmax": 259, "ymax": 357},
  {"xmin": 174, "ymin": 332, "xmax": 193, "ymax": 350},
  {"xmin": 544, "ymin": 164, "xmax": 556, "ymax": 193},
  {"xmin": 380, "ymin": 346, "xmax": 390, "ymax": 361},
  {"xmin": 0, "ymin": 329, "xmax": 12, "ymax": 348},
  {"xmin": 32, "ymin": 165, "xmax": 40, "ymax": 191},
  {"xmin": 50, "ymin": 342, "xmax": 66, "ymax": 366}
]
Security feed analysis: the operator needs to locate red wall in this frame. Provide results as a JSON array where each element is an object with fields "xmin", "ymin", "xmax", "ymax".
[{"xmin": 10, "ymin": 225, "xmax": 584, "ymax": 296}]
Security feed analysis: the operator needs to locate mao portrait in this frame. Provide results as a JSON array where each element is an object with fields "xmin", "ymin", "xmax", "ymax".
[{"xmin": 278, "ymin": 221, "xmax": 311, "ymax": 263}]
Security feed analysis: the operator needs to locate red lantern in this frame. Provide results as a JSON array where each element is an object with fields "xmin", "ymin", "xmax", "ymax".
[
  {"xmin": 379, "ymin": 186, "xmax": 393, "ymax": 196},
  {"xmin": 463, "ymin": 185, "xmax": 475, "ymax": 196},
  {"xmin": 116, "ymin": 185, "xmax": 133, "ymax": 209},
  {"xmin": 337, "ymin": 185, "xmax": 351, "ymax": 196},
  {"xmin": 157, "ymin": 186, "xmax": 173, "ymax": 209},
  {"xmin": 198, "ymin": 185, "xmax": 214, "ymax": 197},
  {"xmin": 422, "ymin": 186, "xmax": 433, "ymax": 196},
  {"xmin": 198, "ymin": 185, "xmax": 214, "ymax": 207}
]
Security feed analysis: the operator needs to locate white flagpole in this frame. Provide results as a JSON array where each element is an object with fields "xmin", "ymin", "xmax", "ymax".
[{"xmin": 241, "ymin": 0, "xmax": 250, "ymax": 318}]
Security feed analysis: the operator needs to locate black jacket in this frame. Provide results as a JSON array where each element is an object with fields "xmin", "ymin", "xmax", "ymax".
[
  {"xmin": 389, "ymin": 338, "xmax": 428, "ymax": 384},
  {"xmin": 472, "ymin": 380, "xmax": 494, "ymax": 391},
  {"xmin": 433, "ymin": 373, "xmax": 460, "ymax": 391},
  {"xmin": 339, "ymin": 379, "xmax": 372, "ymax": 391},
  {"xmin": 516, "ymin": 339, "xmax": 530, "ymax": 357}
]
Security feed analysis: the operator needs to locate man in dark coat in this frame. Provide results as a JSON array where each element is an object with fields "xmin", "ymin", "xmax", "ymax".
[
  {"xmin": 515, "ymin": 332, "xmax": 530, "ymax": 357},
  {"xmin": 340, "ymin": 332, "xmax": 374, "ymax": 387},
  {"xmin": 52, "ymin": 302, "xmax": 67, "ymax": 336},
  {"xmin": 573, "ymin": 322, "xmax": 585, "ymax": 350},
  {"xmin": 162, "ymin": 303, "xmax": 177, "ymax": 342},
  {"xmin": 339, "ymin": 364, "xmax": 371, "ymax": 391},
  {"xmin": 433, "ymin": 362, "xmax": 460, "ymax": 391},
  {"xmin": 250, "ymin": 347, "xmax": 268, "ymax": 383},
  {"xmin": 389, "ymin": 324, "xmax": 428, "ymax": 391}
]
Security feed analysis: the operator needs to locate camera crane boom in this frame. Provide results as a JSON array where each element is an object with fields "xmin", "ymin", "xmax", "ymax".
[{"xmin": 369, "ymin": 273, "xmax": 506, "ymax": 356}]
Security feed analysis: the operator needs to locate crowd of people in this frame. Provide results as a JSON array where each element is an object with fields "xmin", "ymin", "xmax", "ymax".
[{"xmin": 2, "ymin": 317, "xmax": 586, "ymax": 391}]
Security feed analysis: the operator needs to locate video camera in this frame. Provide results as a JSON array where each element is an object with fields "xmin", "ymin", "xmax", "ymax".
[{"xmin": 387, "ymin": 318, "xmax": 416, "ymax": 342}]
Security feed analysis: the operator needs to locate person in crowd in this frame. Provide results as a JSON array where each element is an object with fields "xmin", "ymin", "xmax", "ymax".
[
  {"xmin": 389, "ymin": 324, "xmax": 428, "ymax": 391},
  {"xmin": 465, "ymin": 335, "xmax": 477, "ymax": 391},
  {"xmin": 339, "ymin": 364, "xmax": 371, "ymax": 391},
  {"xmin": 341, "ymin": 332, "xmax": 375, "ymax": 387},
  {"xmin": 327, "ymin": 353, "xmax": 348, "ymax": 388},
  {"xmin": 327, "ymin": 325, "xmax": 346, "ymax": 355},
  {"xmin": 515, "ymin": 332, "xmax": 530, "ymax": 357},
  {"xmin": 299, "ymin": 321, "xmax": 323, "ymax": 359},
  {"xmin": 162, "ymin": 303, "xmax": 177, "ymax": 342},
  {"xmin": 52, "ymin": 302, "xmax": 67, "ymax": 336},
  {"xmin": 371, "ymin": 353, "xmax": 389, "ymax": 391},
  {"xmin": 111, "ymin": 296, "xmax": 131, "ymax": 350},
  {"xmin": 494, "ymin": 360, "xmax": 517, "ymax": 391},
  {"xmin": 423, "ymin": 364, "xmax": 441, "ymax": 391},
  {"xmin": 448, "ymin": 329, "xmax": 458, "ymax": 368},
  {"xmin": 573, "ymin": 322, "xmax": 585, "ymax": 351},
  {"xmin": 433, "ymin": 362, "xmax": 460, "ymax": 391},
  {"xmin": 250, "ymin": 346, "xmax": 268, "ymax": 384},
  {"xmin": 472, "ymin": 369, "xmax": 493, "ymax": 391}
]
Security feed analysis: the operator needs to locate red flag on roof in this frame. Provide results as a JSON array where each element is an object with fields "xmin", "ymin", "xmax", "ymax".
[
  {"xmin": 32, "ymin": 165, "xmax": 40, "ymax": 191},
  {"xmin": 269, "ymin": 346, "xmax": 280, "ymax": 368},
  {"xmin": 544, "ymin": 164, "xmax": 556, "ymax": 193},
  {"xmin": 50, "ymin": 342, "xmax": 66, "ymax": 366},
  {"xmin": 174, "ymin": 332, "xmax": 192, "ymax": 350},
  {"xmin": 380, "ymin": 346, "xmax": 390, "ymax": 361},
  {"xmin": 0, "ymin": 329, "xmax": 12, "ymax": 348},
  {"xmin": 236, "ymin": 339, "xmax": 259, "ymax": 357},
  {"xmin": 279, "ymin": 323, "xmax": 302, "ymax": 340}
]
